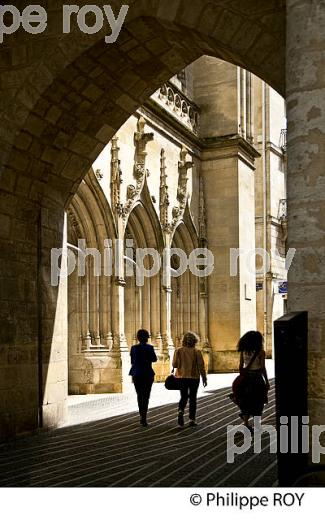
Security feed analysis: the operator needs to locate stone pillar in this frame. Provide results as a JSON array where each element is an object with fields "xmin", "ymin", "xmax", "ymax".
[
  {"xmin": 68, "ymin": 259, "xmax": 81, "ymax": 395},
  {"xmin": 183, "ymin": 270, "xmax": 191, "ymax": 333},
  {"xmin": 89, "ymin": 258, "xmax": 99, "ymax": 346},
  {"xmin": 150, "ymin": 274, "xmax": 162, "ymax": 349},
  {"xmin": 142, "ymin": 277, "xmax": 151, "ymax": 332},
  {"xmin": 161, "ymin": 286, "xmax": 173, "ymax": 353},
  {"xmin": 194, "ymin": 57, "xmax": 259, "ymax": 373},
  {"xmin": 112, "ymin": 236, "xmax": 130, "ymax": 392},
  {"xmin": 201, "ymin": 139, "xmax": 258, "ymax": 372},
  {"xmin": 41, "ymin": 204, "xmax": 68, "ymax": 429},
  {"xmin": 80, "ymin": 271, "xmax": 90, "ymax": 349},
  {"xmin": 102, "ymin": 271, "xmax": 113, "ymax": 349},
  {"xmin": 190, "ymin": 274, "xmax": 199, "ymax": 333},
  {"xmin": 99, "ymin": 255, "xmax": 108, "ymax": 346},
  {"xmin": 151, "ymin": 273, "xmax": 167, "ymax": 381},
  {"xmin": 112, "ymin": 276, "xmax": 130, "ymax": 393},
  {"xmin": 0, "ymin": 197, "xmax": 39, "ymax": 440},
  {"xmin": 161, "ymin": 236, "xmax": 174, "ymax": 367},
  {"xmin": 239, "ymin": 68, "xmax": 247, "ymax": 140},
  {"xmin": 178, "ymin": 278, "xmax": 184, "ymax": 344},
  {"xmin": 198, "ymin": 274, "xmax": 211, "ymax": 370},
  {"xmin": 287, "ymin": 0, "xmax": 325, "ymax": 443}
]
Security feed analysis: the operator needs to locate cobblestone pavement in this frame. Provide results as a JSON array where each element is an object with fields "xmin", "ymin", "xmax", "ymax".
[{"xmin": 0, "ymin": 375, "xmax": 277, "ymax": 487}]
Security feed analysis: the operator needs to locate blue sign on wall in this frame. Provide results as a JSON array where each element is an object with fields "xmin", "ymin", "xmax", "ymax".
[{"xmin": 278, "ymin": 281, "xmax": 288, "ymax": 294}]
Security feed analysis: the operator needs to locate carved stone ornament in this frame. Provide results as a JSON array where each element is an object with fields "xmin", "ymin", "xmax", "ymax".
[
  {"xmin": 111, "ymin": 119, "xmax": 155, "ymax": 221},
  {"xmin": 127, "ymin": 185, "xmax": 137, "ymax": 200},
  {"xmin": 67, "ymin": 208, "xmax": 82, "ymax": 238},
  {"xmin": 159, "ymin": 148, "xmax": 170, "ymax": 229},
  {"xmin": 177, "ymin": 145, "xmax": 193, "ymax": 203},
  {"xmin": 133, "ymin": 116, "xmax": 154, "ymax": 182},
  {"xmin": 172, "ymin": 207, "xmax": 181, "ymax": 220},
  {"xmin": 167, "ymin": 146, "xmax": 193, "ymax": 234},
  {"xmin": 110, "ymin": 135, "xmax": 123, "ymax": 216}
]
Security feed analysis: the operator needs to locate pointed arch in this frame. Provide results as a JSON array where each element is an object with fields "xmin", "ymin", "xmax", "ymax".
[
  {"xmin": 124, "ymin": 194, "xmax": 164, "ymax": 351},
  {"xmin": 171, "ymin": 215, "xmax": 200, "ymax": 348},
  {"xmin": 123, "ymin": 176, "xmax": 164, "ymax": 251},
  {"xmin": 67, "ymin": 170, "xmax": 117, "ymax": 395}
]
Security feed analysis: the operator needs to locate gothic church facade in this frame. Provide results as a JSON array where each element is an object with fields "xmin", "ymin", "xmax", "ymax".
[{"xmin": 67, "ymin": 56, "xmax": 287, "ymax": 394}]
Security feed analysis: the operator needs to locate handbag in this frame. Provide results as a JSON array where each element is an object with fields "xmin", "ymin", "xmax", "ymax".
[
  {"xmin": 164, "ymin": 371, "xmax": 182, "ymax": 390},
  {"xmin": 165, "ymin": 349, "xmax": 201, "ymax": 390},
  {"xmin": 230, "ymin": 350, "xmax": 259, "ymax": 405}
]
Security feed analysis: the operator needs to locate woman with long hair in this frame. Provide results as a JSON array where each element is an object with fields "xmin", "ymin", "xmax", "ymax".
[
  {"xmin": 236, "ymin": 330, "xmax": 270, "ymax": 431},
  {"xmin": 172, "ymin": 332, "xmax": 207, "ymax": 428}
]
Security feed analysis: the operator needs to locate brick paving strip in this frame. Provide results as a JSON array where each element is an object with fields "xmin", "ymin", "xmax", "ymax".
[{"xmin": 0, "ymin": 372, "xmax": 277, "ymax": 487}]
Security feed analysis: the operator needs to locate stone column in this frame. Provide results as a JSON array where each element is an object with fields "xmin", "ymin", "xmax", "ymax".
[
  {"xmin": 142, "ymin": 277, "xmax": 151, "ymax": 332},
  {"xmin": 150, "ymin": 274, "xmax": 162, "ymax": 350},
  {"xmin": 151, "ymin": 273, "xmax": 166, "ymax": 381},
  {"xmin": 99, "ymin": 253, "xmax": 110, "ymax": 347},
  {"xmin": 239, "ymin": 68, "xmax": 247, "ymax": 139},
  {"xmin": 68, "ymin": 260, "xmax": 81, "ymax": 395},
  {"xmin": 161, "ymin": 241, "xmax": 174, "ymax": 371},
  {"xmin": 161, "ymin": 286, "xmax": 173, "ymax": 352},
  {"xmin": 89, "ymin": 259, "xmax": 100, "ymax": 347},
  {"xmin": 190, "ymin": 273, "xmax": 199, "ymax": 333},
  {"xmin": 80, "ymin": 271, "xmax": 91, "ymax": 349},
  {"xmin": 178, "ymin": 278, "xmax": 184, "ymax": 345},
  {"xmin": 112, "ymin": 236, "xmax": 130, "ymax": 392},
  {"xmin": 246, "ymin": 72, "xmax": 254, "ymax": 143},
  {"xmin": 199, "ymin": 289, "xmax": 212, "ymax": 371},
  {"xmin": 132, "ymin": 281, "xmax": 138, "ymax": 342},
  {"xmin": 182, "ymin": 270, "xmax": 190, "ymax": 333},
  {"xmin": 103, "ymin": 273, "xmax": 113, "ymax": 349},
  {"xmin": 287, "ymin": 0, "xmax": 325, "ymax": 441},
  {"xmin": 161, "ymin": 234, "xmax": 174, "ymax": 365}
]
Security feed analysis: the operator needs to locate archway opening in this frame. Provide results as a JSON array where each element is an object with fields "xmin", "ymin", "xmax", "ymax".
[{"xmin": 0, "ymin": 1, "xmax": 286, "ymax": 442}]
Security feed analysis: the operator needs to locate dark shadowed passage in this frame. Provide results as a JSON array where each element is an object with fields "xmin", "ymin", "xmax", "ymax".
[{"xmin": 0, "ymin": 382, "xmax": 276, "ymax": 487}]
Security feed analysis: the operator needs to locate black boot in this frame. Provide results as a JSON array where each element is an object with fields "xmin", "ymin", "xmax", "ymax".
[
  {"xmin": 177, "ymin": 410, "xmax": 184, "ymax": 427},
  {"xmin": 140, "ymin": 414, "xmax": 148, "ymax": 427}
]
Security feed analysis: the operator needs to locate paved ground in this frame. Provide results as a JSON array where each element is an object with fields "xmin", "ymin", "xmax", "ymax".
[{"xmin": 0, "ymin": 366, "xmax": 277, "ymax": 487}]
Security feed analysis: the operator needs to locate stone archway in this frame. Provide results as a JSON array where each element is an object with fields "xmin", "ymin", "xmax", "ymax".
[
  {"xmin": 1, "ymin": 0, "xmax": 324, "ymax": 460},
  {"xmin": 0, "ymin": 1, "xmax": 286, "ymax": 204}
]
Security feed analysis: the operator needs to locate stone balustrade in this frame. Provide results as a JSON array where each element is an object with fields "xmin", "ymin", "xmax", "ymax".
[{"xmin": 151, "ymin": 81, "xmax": 200, "ymax": 135}]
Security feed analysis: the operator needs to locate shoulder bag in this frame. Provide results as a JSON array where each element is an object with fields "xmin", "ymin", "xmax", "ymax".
[{"xmin": 165, "ymin": 369, "xmax": 182, "ymax": 390}]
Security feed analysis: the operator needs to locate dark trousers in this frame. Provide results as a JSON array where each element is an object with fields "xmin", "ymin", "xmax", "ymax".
[
  {"xmin": 178, "ymin": 378, "xmax": 200, "ymax": 420},
  {"xmin": 133, "ymin": 376, "xmax": 154, "ymax": 420}
]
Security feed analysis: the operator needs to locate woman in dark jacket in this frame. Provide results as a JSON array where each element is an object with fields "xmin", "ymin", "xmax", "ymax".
[
  {"xmin": 129, "ymin": 329, "xmax": 157, "ymax": 427},
  {"xmin": 237, "ymin": 330, "xmax": 270, "ymax": 431}
]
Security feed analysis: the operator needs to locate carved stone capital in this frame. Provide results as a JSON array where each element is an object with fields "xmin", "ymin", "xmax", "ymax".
[{"xmin": 114, "ymin": 277, "xmax": 126, "ymax": 287}]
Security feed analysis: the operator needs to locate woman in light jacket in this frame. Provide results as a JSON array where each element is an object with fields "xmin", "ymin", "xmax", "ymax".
[{"xmin": 172, "ymin": 332, "xmax": 207, "ymax": 427}]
